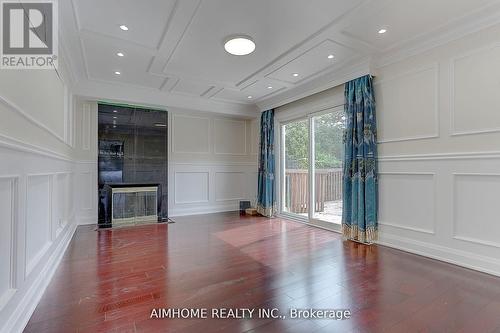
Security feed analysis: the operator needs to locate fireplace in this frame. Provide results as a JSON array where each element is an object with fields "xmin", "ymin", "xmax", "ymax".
[
  {"xmin": 97, "ymin": 103, "xmax": 168, "ymax": 227},
  {"xmin": 99, "ymin": 183, "xmax": 161, "ymax": 228}
]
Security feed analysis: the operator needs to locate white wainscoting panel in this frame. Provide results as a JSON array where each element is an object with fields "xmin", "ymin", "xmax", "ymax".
[
  {"xmin": 375, "ymin": 65, "xmax": 439, "ymax": 143},
  {"xmin": 214, "ymin": 118, "xmax": 247, "ymax": 155},
  {"xmin": 170, "ymin": 163, "xmax": 257, "ymax": 216},
  {"xmin": 75, "ymin": 162, "xmax": 97, "ymax": 225},
  {"xmin": 82, "ymin": 103, "xmax": 91, "ymax": 151},
  {"xmin": 174, "ymin": 172, "xmax": 209, "ymax": 204},
  {"xmin": 250, "ymin": 118, "xmax": 259, "ymax": 155},
  {"xmin": 379, "ymin": 172, "xmax": 436, "ymax": 235},
  {"xmin": 79, "ymin": 172, "xmax": 93, "ymax": 210},
  {"xmin": 377, "ymin": 154, "xmax": 500, "ymax": 276},
  {"xmin": 0, "ymin": 144, "xmax": 78, "ymax": 333},
  {"xmin": 453, "ymin": 173, "xmax": 500, "ymax": 248},
  {"xmin": 172, "ymin": 115, "xmax": 210, "ymax": 153},
  {"xmin": 0, "ymin": 177, "xmax": 16, "ymax": 310},
  {"xmin": 25, "ymin": 175, "xmax": 52, "ymax": 276},
  {"xmin": 54, "ymin": 173, "xmax": 72, "ymax": 236},
  {"xmin": 215, "ymin": 172, "xmax": 246, "ymax": 202},
  {"xmin": 451, "ymin": 44, "xmax": 500, "ymax": 136}
]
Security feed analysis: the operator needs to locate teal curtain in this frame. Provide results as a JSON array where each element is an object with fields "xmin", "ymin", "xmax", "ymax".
[
  {"xmin": 256, "ymin": 109, "xmax": 276, "ymax": 217},
  {"xmin": 342, "ymin": 75, "xmax": 378, "ymax": 243}
]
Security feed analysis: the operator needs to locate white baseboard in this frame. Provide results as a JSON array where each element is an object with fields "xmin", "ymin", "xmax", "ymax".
[
  {"xmin": 170, "ymin": 203, "xmax": 240, "ymax": 217},
  {"xmin": 77, "ymin": 215, "xmax": 97, "ymax": 225},
  {"xmin": 377, "ymin": 232, "xmax": 500, "ymax": 277},
  {"xmin": 1, "ymin": 223, "xmax": 77, "ymax": 333}
]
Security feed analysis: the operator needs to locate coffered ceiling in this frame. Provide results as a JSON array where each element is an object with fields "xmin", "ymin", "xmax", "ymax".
[{"xmin": 60, "ymin": 0, "xmax": 500, "ymax": 116}]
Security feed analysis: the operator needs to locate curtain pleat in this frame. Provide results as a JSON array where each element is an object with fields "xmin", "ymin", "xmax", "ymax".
[
  {"xmin": 342, "ymin": 75, "xmax": 378, "ymax": 243},
  {"xmin": 256, "ymin": 109, "xmax": 276, "ymax": 217}
]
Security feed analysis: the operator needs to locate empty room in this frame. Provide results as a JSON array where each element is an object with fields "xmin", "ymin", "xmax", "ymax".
[{"xmin": 1, "ymin": 0, "xmax": 500, "ymax": 332}]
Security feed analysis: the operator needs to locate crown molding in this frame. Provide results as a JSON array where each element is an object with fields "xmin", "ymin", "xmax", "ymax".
[
  {"xmin": 73, "ymin": 79, "xmax": 259, "ymax": 118},
  {"xmin": 256, "ymin": 58, "xmax": 372, "ymax": 111},
  {"xmin": 375, "ymin": 1, "xmax": 500, "ymax": 68}
]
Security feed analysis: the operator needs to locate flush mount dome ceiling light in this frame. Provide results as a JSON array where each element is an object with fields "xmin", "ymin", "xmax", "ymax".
[{"xmin": 224, "ymin": 35, "xmax": 255, "ymax": 56}]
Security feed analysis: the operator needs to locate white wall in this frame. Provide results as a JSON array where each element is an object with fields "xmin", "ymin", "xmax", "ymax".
[
  {"xmin": 168, "ymin": 110, "xmax": 258, "ymax": 216},
  {"xmin": 0, "ymin": 54, "xmax": 83, "ymax": 332},
  {"xmin": 374, "ymin": 22, "xmax": 500, "ymax": 276},
  {"xmin": 72, "ymin": 99, "xmax": 98, "ymax": 226},
  {"xmin": 274, "ymin": 22, "xmax": 500, "ymax": 276}
]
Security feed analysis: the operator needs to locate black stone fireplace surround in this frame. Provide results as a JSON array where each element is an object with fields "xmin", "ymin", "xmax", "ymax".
[{"xmin": 97, "ymin": 103, "xmax": 168, "ymax": 228}]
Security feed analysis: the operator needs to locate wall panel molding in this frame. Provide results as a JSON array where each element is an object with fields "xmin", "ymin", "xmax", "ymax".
[
  {"xmin": 450, "ymin": 43, "xmax": 500, "ymax": 137},
  {"xmin": 214, "ymin": 118, "xmax": 247, "ymax": 155},
  {"xmin": 0, "ymin": 96, "xmax": 68, "ymax": 146},
  {"xmin": 170, "ymin": 162, "xmax": 257, "ymax": 217},
  {"xmin": 81, "ymin": 103, "xmax": 91, "ymax": 151},
  {"xmin": 215, "ymin": 171, "xmax": 246, "ymax": 202},
  {"xmin": 379, "ymin": 150, "xmax": 500, "ymax": 162},
  {"xmin": 378, "ymin": 232, "xmax": 500, "ymax": 277},
  {"xmin": 375, "ymin": 64, "xmax": 439, "ymax": 143},
  {"xmin": 174, "ymin": 171, "xmax": 210, "ymax": 204},
  {"xmin": 0, "ymin": 176, "xmax": 18, "ymax": 311},
  {"xmin": 0, "ymin": 133, "xmax": 71, "ymax": 162},
  {"xmin": 378, "ymin": 172, "xmax": 436, "ymax": 235},
  {"xmin": 171, "ymin": 114, "xmax": 211, "ymax": 154},
  {"xmin": 25, "ymin": 174, "xmax": 53, "ymax": 277},
  {"xmin": 452, "ymin": 173, "xmax": 500, "ymax": 249},
  {"xmin": 78, "ymin": 172, "xmax": 93, "ymax": 211},
  {"xmin": 2, "ymin": 223, "xmax": 77, "ymax": 333}
]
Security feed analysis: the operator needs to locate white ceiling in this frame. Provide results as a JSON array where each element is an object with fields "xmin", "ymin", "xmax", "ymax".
[{"xmin": 60, "ymin": 0, "xmax": 500, "ymax": 115}]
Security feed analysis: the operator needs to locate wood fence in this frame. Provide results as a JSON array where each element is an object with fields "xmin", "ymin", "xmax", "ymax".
[{"xmin": 284, "ymin": 168, "xmax": 343, "ymax": 213}]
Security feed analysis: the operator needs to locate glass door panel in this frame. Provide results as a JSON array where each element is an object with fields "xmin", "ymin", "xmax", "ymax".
[
  {"xmin": 283, "ymin": 119, "xmax": 309, "ymax": 218},
  {"xmin": 312, "ymin": 110, "xmax": 345, "ymax": 223}
]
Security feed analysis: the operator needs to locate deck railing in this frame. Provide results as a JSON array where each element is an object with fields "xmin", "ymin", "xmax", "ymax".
[{"xmin": 284, "ymin": 168, "xmax": 343, "ymax": 213}]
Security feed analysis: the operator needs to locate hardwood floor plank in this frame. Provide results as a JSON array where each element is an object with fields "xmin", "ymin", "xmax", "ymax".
[{"xmin": 24, "ymin": 212, "xmax": 500, "ymax": 333}]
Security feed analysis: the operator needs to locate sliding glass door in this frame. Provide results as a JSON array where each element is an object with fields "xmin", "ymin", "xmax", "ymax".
[
  {"xmin": 282, "ymin": 118, "xmax": 309, "ymax": 218},
  {"xmin": 312, "ymin": 110, "xmax": 345, "ymax": 224},
  {"xmin": 280, "ymin": 107, "xmax": 345, "ymax": 226}
]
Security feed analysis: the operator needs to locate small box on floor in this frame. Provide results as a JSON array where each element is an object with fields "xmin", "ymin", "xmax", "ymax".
[{"xmin": 245, "ymin": 208, "xmax": 258, "ymax": 215}]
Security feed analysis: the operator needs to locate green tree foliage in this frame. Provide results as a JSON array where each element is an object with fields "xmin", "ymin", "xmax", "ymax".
[{"xmin": 284, "ymin": 112, "xmax": 345, "ymax": 170}]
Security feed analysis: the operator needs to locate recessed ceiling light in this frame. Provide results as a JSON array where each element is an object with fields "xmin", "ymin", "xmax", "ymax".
[
  {"xmin": 378, "ymin": 28, "xmax": 387, "ymax": 34},
  {"xmin": 267, "ymin": 86, "xmax": 273, "ymax": 89},
  {"xmin": 113, "ymin": 116, "xmax": 117, "ymax": 119},
  {"xmin": 114, "ymin": 71, "xmax": 121, "ymax": 75},
  {"xmin": 117, "ymin": 52, "xmax": 124, "ymax": 57},
  {"xmin": 113, "ymin": 125, "xmax": 117, "ymax": 128},
  {"xmin": 119, "ymin": 25, "xmax": 129, "ymax": 31},
  {"xmin": 113, "ymin": 110, "xmax": 117, "ymax": 113},
  {"xmin": 247, "ymin": 95, "xmax": 253, "ymax": 99},
  {"xmin": 292, "ymin": 73, "xmax": 299, "ymax": 77},
  {"xmin": 327, "ymin": 54, "xmax": 334, "ymax": 59},
  {"xmin": 224, "ymin": 35, "xmax": 256, "ymax": 56},
  {"xmin": 154, "ymin": 123, "xmax": 167, "ymax": 127}
]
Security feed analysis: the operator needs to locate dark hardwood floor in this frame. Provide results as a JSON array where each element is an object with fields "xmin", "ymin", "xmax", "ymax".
[{"xmin": 25, "ymin": 212, "xmax": 500, "ymax": 333}]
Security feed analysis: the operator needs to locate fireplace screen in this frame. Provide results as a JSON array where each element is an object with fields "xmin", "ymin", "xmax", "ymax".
[{"xmin": 112, "ymin": 186, "xmax": 158, "ymax": 225}]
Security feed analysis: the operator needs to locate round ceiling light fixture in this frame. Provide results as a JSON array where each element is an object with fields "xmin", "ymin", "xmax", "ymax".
[{"xmin": 224, "ymin": 35, "xmax": 256, "ymax": 56}]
